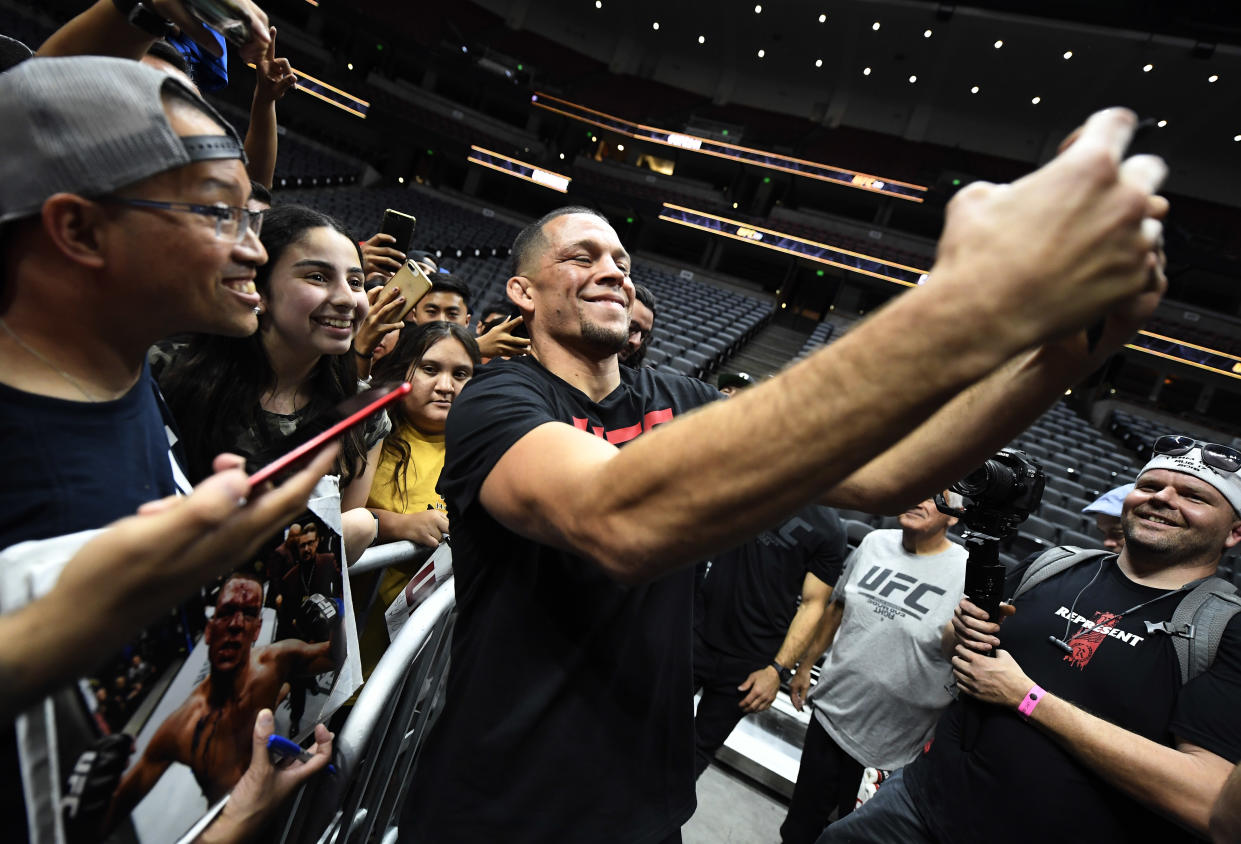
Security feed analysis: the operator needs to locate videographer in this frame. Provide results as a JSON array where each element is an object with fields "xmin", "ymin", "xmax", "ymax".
[
  {"xmin": 780, "ymin": 494, "xmax": 965, "ymax": 843},
  {"xmin": 822, "ymin": 437, "xmax": 1241, "ymax": 842}
]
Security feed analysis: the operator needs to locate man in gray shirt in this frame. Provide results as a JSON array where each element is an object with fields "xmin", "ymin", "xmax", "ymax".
[{"xmin": 780, "ymin": 494, "xmax": 966, "ymax": 844}]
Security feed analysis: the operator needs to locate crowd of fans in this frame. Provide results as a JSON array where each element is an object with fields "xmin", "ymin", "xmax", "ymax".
[{"xmin": 1, "ymin": 3, "xmax": 1240, "ymax": 844}]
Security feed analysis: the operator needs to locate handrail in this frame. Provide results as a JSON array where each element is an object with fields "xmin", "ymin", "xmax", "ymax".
[{"xmin": 350, "ymin": 540, "xmax": 434, "ymax": 575}]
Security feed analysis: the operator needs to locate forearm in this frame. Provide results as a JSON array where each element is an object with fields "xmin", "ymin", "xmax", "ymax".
[
  {"xmin": 774, "ymin": 600, "xmax": 826, "ymax": 669},
  {"xmin": 559, "ymin": 286, "xmax": 1025, "ymax": 578},
  {"xmin": 829, "ymin": 332, "xmax": 1095, "ymax": 513},
  {"xmin": 37, "ymin": 0, "xmax": 154, "ymax": 59},
  {"xmin": 798, "ymin": 601, "xmax": 843, "ymax": 667},
  {"xmin": 1030, "ymin": 692, "xmax": 1231, "ymax": 835},
  {"xmin": 245, "ymin": 97, "xmax": 278, "ymax": 189}
]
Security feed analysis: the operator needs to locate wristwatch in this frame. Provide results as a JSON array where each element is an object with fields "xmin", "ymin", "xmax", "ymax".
[
  {"xmin": 770, "ymin": 660, "xmax": 792, "ymax": 684},
  {"xmin": 112, "ymin": 0, "xmax": 177, "ymax": 38}
]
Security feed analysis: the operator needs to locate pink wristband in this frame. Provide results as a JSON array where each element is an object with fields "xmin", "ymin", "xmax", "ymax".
[{"xmin": 1017, "ymin": 684, "xmax": 1046, "ymax": 720}]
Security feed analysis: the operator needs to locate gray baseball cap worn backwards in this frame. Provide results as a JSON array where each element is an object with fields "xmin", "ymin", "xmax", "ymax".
[{"xmin": 0, "ymin": 56, "xmax": 244, "ymax": 225}]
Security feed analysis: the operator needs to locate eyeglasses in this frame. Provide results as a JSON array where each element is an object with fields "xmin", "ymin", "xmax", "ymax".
[
  {"xmin": 101, "ymin": 197, "xmax": 263, "ymax": 243},
  {"xmin": 1152, "ymin": 435, "xmax": 1241, "ymax": 474}
]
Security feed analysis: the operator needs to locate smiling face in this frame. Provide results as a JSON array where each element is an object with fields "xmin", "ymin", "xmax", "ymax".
[
  {"xmin": 402, "ymin": 336, "xmax": 475, "ymax": 434},
  {"xmin": 204, "ymin": 577, "xmax": 263, "ymax": 673},
  {"xmin": 260, "ymin": 226, "xmax": 366, "ymax": 360},
  {"xmin": 515, "ymin": 213, "xmax": 634, "ymax": 357},
  {"xmin": 104, "ymin": 100, "xmax": 266, "ymax": 339},
  {"xmin": 1122, "ymin": 469, "xmax": 1241, "ymax": 562},
  {"xmin": 412, "ymin": 291, "xmax": 469, "ymax": 326}
]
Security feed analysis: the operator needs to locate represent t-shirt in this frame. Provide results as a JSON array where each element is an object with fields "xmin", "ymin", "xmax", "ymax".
[
  {"xmin": 399, "ymin": 355, "xmax": 720, "ymax": 844},
  {"xmin": 809, "ymin": 529, "xmax": 966, "ymax": 769},
  {"xmin": 902, "ymin": 555, "xmax": 1241, "ymax": 843},
  {"xmin": 695, "ymin": 504, "xmax": 846, "ymax": 663}
]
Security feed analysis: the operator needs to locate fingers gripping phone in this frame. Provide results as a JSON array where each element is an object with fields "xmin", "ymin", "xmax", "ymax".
[
  {"xmin": 380, "ymin": 259, "xmax": 434, "ymax": 323},
  {"xmin": 381, "ymin": 209, "xmax": 417, "ymax": 254},
  {"xmin": 247, "ymin": 382, "xmax": 411, "ymax": 490}
]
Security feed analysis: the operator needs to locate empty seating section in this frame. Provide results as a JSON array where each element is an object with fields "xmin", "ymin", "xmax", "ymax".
[
  {"xmin": 208, "ymin": 101, "xmax": 364, "ymax": 187},
  {"xmin": 285, "ymin": 185, "xmax": 772, "ymax": 379},
  {"xmin": 791, "ymin": 321, "xmax": 838, "ymax": 362},
  {"xmin": 841, "ymin": 401, "xmax": 1152, "ymax": 567}
]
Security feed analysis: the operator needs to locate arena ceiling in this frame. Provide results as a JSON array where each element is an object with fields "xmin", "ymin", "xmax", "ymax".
[{"xmin": 452, "ymin": 0, "xmax": 1241, "ymax": 207}]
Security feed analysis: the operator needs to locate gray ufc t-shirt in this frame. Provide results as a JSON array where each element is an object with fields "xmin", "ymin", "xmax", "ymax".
[{"xmin": 809, "ymin": 529, "xmax": 966, "ymax": 769}]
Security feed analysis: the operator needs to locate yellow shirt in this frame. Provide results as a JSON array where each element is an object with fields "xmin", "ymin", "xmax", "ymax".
[{"xmin": 361, "ymin": 423, "xmax": 447, "ymax": 675}]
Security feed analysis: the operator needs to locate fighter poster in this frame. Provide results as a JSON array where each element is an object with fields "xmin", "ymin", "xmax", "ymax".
[{"xmin": 2, "ymin": 477, "xmax": 362, "ymax": 844}]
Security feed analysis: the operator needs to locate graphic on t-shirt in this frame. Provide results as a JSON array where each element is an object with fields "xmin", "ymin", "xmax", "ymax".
[
  {"xmin": 856, "ymin": 565, "xmax": 948, "ymax": 620},
  {"xmin": 1064, "ymin": 610, "xmax": 1124, "ymax": 669},
  {"xmin": 571, "ymin": 407, "xmax": 674, "ymax": 443},
  {"xmin": 757, "ymin": 514, "xmax": 817, "ymax": 551}
]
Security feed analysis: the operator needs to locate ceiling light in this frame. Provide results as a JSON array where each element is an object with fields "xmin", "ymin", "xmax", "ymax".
[
  {"xmin": 559, "ymin": 153, "xmax": 565, "ymax": 159},
  {"xmin": 698, "ymin": 35, "xmax": 705, "ymax": 44},
  {"xmin": 1063, "ymin": 50, "xmax": 1073, "ymax": 59},
  {"xmin": 757, "ymin": 49, "xmax": 765, "ymax": 57},
  {"xmin": 994, "ymin": 39, "xmax": 1004, "ymax": 48},
  {"xmin": 397, "ymin": 176, "xmax": 404, "ymax": 184},
  {"xmin": 1031, "ymin": 96, "xmax": 1041, "ymax": 104},
  {"xmin": 617, "ymin": 144, "xmax": 625, "ymax": 150},
  {"xmin": 924, "ymin": 29, "xmax": 932, "ymax": 38},
  {"xmin": 909, "ymin": 75, "xmax": 917, "ymax": 83},
  {"xmin": 733, "ymin": 202, "xmax": 739, "ymax": 208},
  {"xmin": 652, "ymin": 21, "xmax": 659, "ymax": 29},
  {"xmin": 818, "ymin": 13, "xmax": 826, "ymax": 22},
  {"xmin": 1235, "ymin": 135, "xmax": 1241, "ymax": 142},
  {"xmin": 1209, "ymin": 74, "xmax": 1219, "ymax": 82},
  {"xmin": 1157, "ymin": 119, "xmax": 1167, "ymax": 128},
  {"xmin": 754, "ymin": 4, "xmax": 762, "ymax": 12},
  {"xmin": 346, "ymin": 62, "xmax": 353, "ymax": 70},
  {"xmin": 863, "ymin": 66, "xmax": 871, "ymax": 75},
  {"xmin": 970, "ymin": 85, "xmax": 979, "ymax": 93},
  {"xmin": 1143, "ymin": 63, "xmax": 1154, "ymax": 72},
  {"xmin": 815, "ymin": 58, "xmax": 823, "ymax": 67},
  {"xmin": 595, "ymin": 0, "xmax": 601, "ymax": 7},
  {"xmin": 872, "ymin": 21, "xmax": 881, "ymax": 30}
]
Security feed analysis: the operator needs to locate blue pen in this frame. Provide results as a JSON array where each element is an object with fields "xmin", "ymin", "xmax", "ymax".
[{"xmin": 267, "ymin": 733, "xmax": 337, "ymax": 775}]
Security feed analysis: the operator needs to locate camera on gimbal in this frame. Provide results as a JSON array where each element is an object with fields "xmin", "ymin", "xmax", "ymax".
[
  {"xmin": 937, "ymin": 448, "xmax": 1045, "ymax": 539},
  {"xmin": 936, "ymin": 448, "xmax": 1045, "ymax": 619}
]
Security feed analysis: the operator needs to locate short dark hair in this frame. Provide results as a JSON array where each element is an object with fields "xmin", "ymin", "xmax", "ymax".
[
  {"xmin": 145, "ymin": 39, "xmax": 193, "ymax": 79},
  {"xmin": 428, "ymin": 274, "xmax": 472, "ymax": 312},
  {"xmin": 248, "ymin": 180, "xmax": 272, "ymax": 207},
  {"xmin": 512, "ymin": 206, "xmax": 609, "ymax": 275},
  {"xmin": 634, "ymin": 283, "xmax": 656, "ymax": 316}
]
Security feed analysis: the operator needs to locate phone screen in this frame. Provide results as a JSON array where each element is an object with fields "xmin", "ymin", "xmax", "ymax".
[
  {"xmin": 247, "ymin": 382, "xmax": 412, "ymax": 490},
  {"xmin": 381, "ymin": 209, "xmax": 417, "ymax": 254}
]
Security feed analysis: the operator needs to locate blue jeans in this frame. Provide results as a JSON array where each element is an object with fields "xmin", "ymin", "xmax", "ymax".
[{"xmin": 816, "ymin": 769, "xmax": 938, "ymax": 844}]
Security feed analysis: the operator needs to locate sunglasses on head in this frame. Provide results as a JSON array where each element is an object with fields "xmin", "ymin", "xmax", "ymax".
[{"xmin": 1151, "ymin": 435, "xmax": 1241, "ymax": 474}]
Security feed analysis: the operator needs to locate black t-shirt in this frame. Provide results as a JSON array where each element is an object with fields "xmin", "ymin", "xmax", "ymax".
[
  {"xmin": 0, "ymin": 366, "xmax": 180, "ymax": 548},
  {"xmin": 903, "ymin": 555, "xmax": 1241, "ymax": 843},
  {"xmin": 400, "ymin": 356, "xmax": 720, "ymax": 844},
  {"xmin": 695, "ymin": 505, "xmax": 845, "ymax": 664}
]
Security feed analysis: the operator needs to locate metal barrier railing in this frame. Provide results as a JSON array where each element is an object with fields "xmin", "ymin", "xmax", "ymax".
[{"xmin": 178, "ymin": 542, "xmax": 455, "ymax": 844}]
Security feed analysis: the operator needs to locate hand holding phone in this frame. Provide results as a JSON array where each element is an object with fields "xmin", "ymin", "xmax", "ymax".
[
  {"xmin": 379, "ymin": 259, "xmax": 434, "ymax": 324},
  {"xmin": 247, "ymin": 382, "xmax": 411, "ymax": 490}
]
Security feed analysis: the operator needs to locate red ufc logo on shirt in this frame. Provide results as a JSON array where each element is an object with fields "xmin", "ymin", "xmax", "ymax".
[{"xmin": 571, "ymin": 408, "xmax": 674, "ymax": 444}]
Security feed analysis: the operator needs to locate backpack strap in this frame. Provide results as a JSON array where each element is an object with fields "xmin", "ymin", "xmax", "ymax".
[
  {"xmin": 1149, "ymin": 578, "xmax": 1241, "ymax": 685},
  {"xmin": 1011, "ymin": 546, "xmax": 1116, "ymax": 602}
]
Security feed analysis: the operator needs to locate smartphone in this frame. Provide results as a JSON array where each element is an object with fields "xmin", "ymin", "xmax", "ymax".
[
  {"xmin": 381, "ymin": 209, "xmax": 417, "ymax": 254},
  {"xmin": 247, "ymin": 382, "xmax": 412, "ymax": 490},
  {"xmin": 182, "ymin": 0, "xmax": 253, "ymax": 46},
  {"xmin": 379, "ymin": 259, "xmax": 434, "ymax": 323}
]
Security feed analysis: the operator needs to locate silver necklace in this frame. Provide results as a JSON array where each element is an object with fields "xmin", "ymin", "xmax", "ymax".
[{"xmin": 0, "ymin": 315, "xmax": 103, "ymax": 402}]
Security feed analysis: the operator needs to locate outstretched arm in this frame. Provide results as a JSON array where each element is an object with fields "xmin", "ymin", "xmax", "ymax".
[
  {"xmin": 0, "ymin": 446, "xmax": 339, "ymax": 722},
  {"xmin": 478, "ymin": 109, "xmax": 1165, "ymax": 585},
  {"xmin": 953, "ymin": 645, "xmax": 1231, "ymax": 835}
]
